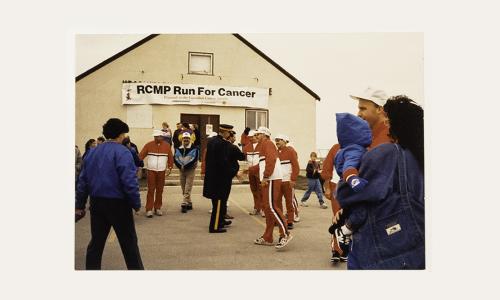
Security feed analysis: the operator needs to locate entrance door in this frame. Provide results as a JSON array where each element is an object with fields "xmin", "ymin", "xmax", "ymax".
[{"xmin": 180, "ymin": 114, "xmax": 220, "ymax": 159}]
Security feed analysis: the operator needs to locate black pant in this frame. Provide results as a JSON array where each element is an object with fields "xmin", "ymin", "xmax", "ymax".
[
  {"xmin": 86, "ymin": 197, "xmax": 144, "ymax": 270},
  {"xmin": 209, "ymin": 198, "xmax": 228, "ymax": 231}
]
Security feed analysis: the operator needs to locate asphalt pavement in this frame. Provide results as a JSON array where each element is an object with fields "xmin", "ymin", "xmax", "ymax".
[{"xmin": 74, "ymin": 184, "xmax": 347, "ymax": 270}]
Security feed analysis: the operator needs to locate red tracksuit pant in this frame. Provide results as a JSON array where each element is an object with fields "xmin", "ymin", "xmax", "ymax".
[
  {"xmin": 261, "ymin": 179, "xmax": 289, "ymax": 243},
  {"xmin": 146, "ymin": 170, "xmax": 166, "ymax": 211},
  {"xmin": 249, "ymin": 172, "xmax": 262, "ymax": 211},
  {"xmin": 278, "ymin": 181, "xmax": 295, "ymax": 225}
]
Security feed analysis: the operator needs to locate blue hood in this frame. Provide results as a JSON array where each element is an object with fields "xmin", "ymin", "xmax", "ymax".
[{"xmin": 336, "ymin": 113, "xmax": 372, "ymax": 147}]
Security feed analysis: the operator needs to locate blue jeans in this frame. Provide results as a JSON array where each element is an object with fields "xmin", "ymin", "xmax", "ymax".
[{"xmin": 301, "ymin": 178, "xmax": 324, "ymax": 203}]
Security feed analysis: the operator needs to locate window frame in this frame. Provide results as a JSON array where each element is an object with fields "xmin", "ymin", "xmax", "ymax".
[
  {"xmin": 245, "ymin": 109, "xmax": 269, "ymax": 129},
  {"xmin": 188, "ymin": 52, "xmax": 214, "ymax": 76}
]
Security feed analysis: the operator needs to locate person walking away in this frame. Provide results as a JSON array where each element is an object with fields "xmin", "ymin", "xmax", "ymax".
[
  {"xmin": 275, "ymin": 134, "xmax": 300, "ymax": 230},
  {"xmin": 139, "ymin": 130, "xmax": 173, "ymax": 217},
  {"xmin": 300, "ymin": 152, "xmax": 327, "ymax": 208},
  {"xmin": 75, "ymin": 118, "xmax": 143, "ymax": 270},
  {"xmin": 174, "ymin": 132, "xmax": 199, "ymax": 213}
]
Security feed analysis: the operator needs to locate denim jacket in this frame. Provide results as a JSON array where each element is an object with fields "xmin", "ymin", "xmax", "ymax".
[{"xmin": 336, "ymin": 144, "xmax": 425, "ymax": 269}]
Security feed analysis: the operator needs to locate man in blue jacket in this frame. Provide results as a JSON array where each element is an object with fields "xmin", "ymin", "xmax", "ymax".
[
  {"xmin": 174, "ymin": 132, "xmax": 200, "ymax": 213},
  {"xmin": 75, "ymin": 118, "xmax": 144, "ymax": 270}
]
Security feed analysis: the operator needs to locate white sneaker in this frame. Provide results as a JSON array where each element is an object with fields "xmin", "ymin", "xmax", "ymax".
[
  {"xmin": 146, "ymin": 210, "xmax": 153, "ymax": 218},
  {"xmin": 300, "ymin": 201, "xmax": 308, "ymax": 207},
  {"xmin": 294, "ymin": 214, "xmax": 301, "ymax": 222},
  {"xmin": 320, "ymin": 203, "xmax": 328, "ymax": 209},
  {"xmin": 249, "ymin": 208, "xmax": 259, "ymax": 215},
  {"xmin": 254, "ymin": 237, "xmax": 274, "ymax": 246},
  {"xmin": 154, "ymin": 209, "xmax": 163, "ymax": 216},
  {"xmin": 275, "ymin": 234, "xmax": 294, "ymax": 250}
]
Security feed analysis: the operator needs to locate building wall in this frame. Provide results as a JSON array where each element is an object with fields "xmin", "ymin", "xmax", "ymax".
[{"xmin": 76, "ymin": 34, "xmax": 317, "ymax": 167}]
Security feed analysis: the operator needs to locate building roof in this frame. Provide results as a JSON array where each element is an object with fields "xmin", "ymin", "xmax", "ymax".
[{"xmin": 75, "ymin": 34, "xmax": 320, "ymax": 101}]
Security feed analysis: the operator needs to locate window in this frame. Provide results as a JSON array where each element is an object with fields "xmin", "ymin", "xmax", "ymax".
[
  {"xmin": 246, "ymin": 109, "xmax": 268, "ymax": 129},
  {"xmin": 188, "ymin": 52, "xmax": 213, "ymax": 75}
]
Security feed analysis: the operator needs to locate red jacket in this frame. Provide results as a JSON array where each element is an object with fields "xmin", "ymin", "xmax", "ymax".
[{"xmin": 278, "ymin": 145, "xmax": 299, "ymax": 182}]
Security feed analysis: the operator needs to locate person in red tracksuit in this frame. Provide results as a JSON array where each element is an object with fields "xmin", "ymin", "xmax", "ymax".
[
  {"xmin": 274, "ymin": 134, "xmax": 300, "ymax": 230},
  {"xmin": 246, "ymin": 127, "xmax": 293, "ymax": 250},
  {"xmin": 139, "ymin": 130, "xmax": 173, "ymax": 218},
  {"xmin": 242, "ymin": 130, "xmax": 263, "ymax": 217}
]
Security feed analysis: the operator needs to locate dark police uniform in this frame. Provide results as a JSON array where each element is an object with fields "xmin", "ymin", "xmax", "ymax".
[{"xmin": 203, "ymin": 124, "xmax": 240, "ymax": 233}]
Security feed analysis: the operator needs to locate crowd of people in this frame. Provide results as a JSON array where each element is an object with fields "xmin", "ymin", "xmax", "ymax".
[{"xmin": 75, "ymin": 86, "xmax": 425, "ymax": 270}]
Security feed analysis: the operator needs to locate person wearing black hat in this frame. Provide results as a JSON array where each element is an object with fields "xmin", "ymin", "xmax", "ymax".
[{"xmin": 203, "ymin": 124, "xmax": 237, "ymax": 233}]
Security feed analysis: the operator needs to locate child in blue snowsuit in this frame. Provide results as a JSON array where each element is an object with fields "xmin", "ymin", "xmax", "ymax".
[{"xmin": 329, "ymin": 113, "xmax": 372, "ymax": 256}]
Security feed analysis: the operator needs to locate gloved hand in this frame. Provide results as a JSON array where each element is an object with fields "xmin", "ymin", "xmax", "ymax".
[{"xmin": 347, "ymin": 175, "xmax": 368, "ymax": 192}]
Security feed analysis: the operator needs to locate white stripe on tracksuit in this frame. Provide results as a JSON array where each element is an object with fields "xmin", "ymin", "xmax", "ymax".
[
  {"xmin": 268, "ymin": 180, "xmax": 287, "ymax": 235},
  {"xmin": 292, "ymin": 188, "xmax": 299, "ymax": 211}
]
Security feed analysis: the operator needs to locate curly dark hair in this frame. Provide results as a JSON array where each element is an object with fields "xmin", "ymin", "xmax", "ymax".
[
  {"xmin": 102, "ymin": 118, "xmax": 129, "ymax": 139},
  {"xmin": 84, "ymin": 139, "xmax": 96, "ymax": 151},
  {"xmin": 243, "ymin": 127, "xmax": 251, "ymax": 135},
  {"xmin": 384, "ymin": 95, "xmax": 424, "ymax": 171}
]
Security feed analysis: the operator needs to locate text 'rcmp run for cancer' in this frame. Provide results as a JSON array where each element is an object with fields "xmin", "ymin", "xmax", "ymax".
[{"xmin": 136, "ymin": 85, "xmax": 257, "ymax": 98}]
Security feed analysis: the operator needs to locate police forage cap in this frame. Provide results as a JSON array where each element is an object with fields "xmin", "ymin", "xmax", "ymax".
[
  {"xmin": 152, "ymin": 129, "xmax": 166, "ymax": 137},
  {"xmin": 350, "ymin": 87, "xmax": 388, "ymax": 107},
  {"xmin": 257, "ymin": 126, "xmax": 271, "ymax": 136},
  {"xmin": 182, "ymin": 132, "xmax": 191, "ymax": 139},
  {"xmin": 275, "ymin": 134, "xmax": 289, "ymax": 142},
  {"xmin": 219, "ymin": 124, "xmax": 234, "ymax": 131}
]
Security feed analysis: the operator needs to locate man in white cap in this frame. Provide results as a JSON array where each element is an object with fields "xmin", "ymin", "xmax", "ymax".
[
  {"xmin": 350, "ymin": 87, "xmax": 392, "ymax": 149},
  {"xmin": 139, "ymin": 129, "xmax": 173, "ymax": 218},
  {"xmin": 275, "ymin": 134, "xmax": 300, "ymax": 229},
  {"xmin": 174, "ymin": 132, "xmax": 200, "ymax": 213},
  {"xmin": 325, "ymin": 87, "xmax": 394, "ymax": 262},
  {"xmin": 242, "ymin": 129, "xmax": 263, "ymax": 216},
  {"xmin": 246, "ymin": 127, "xmax": 293, "ymax": 250}
]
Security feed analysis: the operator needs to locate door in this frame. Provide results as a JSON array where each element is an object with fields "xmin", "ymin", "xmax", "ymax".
[{"xmin": 180, "ymin": 114, "xmax": 220, "ymax": 159}]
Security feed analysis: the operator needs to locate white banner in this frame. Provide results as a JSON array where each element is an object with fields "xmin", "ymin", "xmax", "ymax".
[{"xmin": 122, "ymin": 82, "xmax": 269, "ymax": 109}]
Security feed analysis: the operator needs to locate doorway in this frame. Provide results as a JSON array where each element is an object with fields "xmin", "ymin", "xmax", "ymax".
[{"xmin": 180, "ymin": 113, "xmax": 220, "ymax": 158}]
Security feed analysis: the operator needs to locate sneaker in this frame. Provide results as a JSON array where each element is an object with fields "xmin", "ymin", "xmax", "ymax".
[
  {"xmin": 223, "ymin": 220, "xmax": 232, "ymax": 226},
  {"xmin": 254, "ymin": 237, "xmax": 273, "ymax": 246},
  {"xmin": 275, "ymin": 234, "xmax": 294, "ymax": 250},
  {"xmin": 320, "ymin": 202, "xmax": 328, "ymax": 209},
  {"xmin": 154, "ymin": 209, "xmax": 163, "ymax": 216},
  {"xmin": 331, "ymin": 251, "xmax": 341, "ymax": 263},
  {"xmin": 249, "ymin": 208, "xmax": 259, "ymax": 215},
  {"xmin": 260, "ymin": 211, "xmax": 266, "ymax": 218},
  {"xmin": 334, "ymin": 227, "xmax": 352, "ymax": 256},
  {"xmin": 287, "ymin": 223, "xmax": 294, "ymax": 230},
  {"xmin": 340, "ymin": 254, "xmax": 348, "ymax": 262},
  {"xmin": 300, "ymin": 201, "xmax": 308, "ymax": 207},
  {"xmin": 225, "ymin": 214, "xmax": 234, "ymax": 219},
  {"xmin": 293, "ymin": 214, "xmax": 301, "ymax": 222},
  {"xmin": 146, "ymin": 210, "xmax": 153, "ymax": 218}
]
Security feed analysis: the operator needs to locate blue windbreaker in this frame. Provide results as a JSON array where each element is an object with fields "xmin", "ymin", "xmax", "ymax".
[{"xmin": 75, "ymin": 141, "xmax": 141, "ymax": 209}]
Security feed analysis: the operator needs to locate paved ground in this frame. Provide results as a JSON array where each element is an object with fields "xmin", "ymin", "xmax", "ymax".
[{"xmin": 75, "ymin": 184, "xmax": 347, "ymax": 270}]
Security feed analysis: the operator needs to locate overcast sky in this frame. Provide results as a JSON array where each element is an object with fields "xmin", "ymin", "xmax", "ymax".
[{"xmin": 76, "ymin": 33, "xmax": 423, "ymax": 152}]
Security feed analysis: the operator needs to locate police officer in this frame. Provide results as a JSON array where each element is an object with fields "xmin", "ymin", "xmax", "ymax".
[{"xmin": 203, "ymin": 124, "xmax": 237, "ymax": 233}]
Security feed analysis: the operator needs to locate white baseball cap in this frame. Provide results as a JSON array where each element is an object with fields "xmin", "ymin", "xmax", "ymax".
[
  {"xmin": 248, "ymin": 129, "xmax": 256, "ymax": 137},
  {"xmin": 182, "ymin": 132, "xmax": 191, "ymax": 139},
  {"xmin": 256, "ymin": 126, "xmax": 271, "ymax": 137},
  {"xmin": 350, "ymin": 87, "xmax": 388, "ymax": 107},
  {"xmin": 275, "ymin": 134, "xmax": 289, "ymax": 142},
  {"xmin": 152, "ymin": 129, "xmax": 166, "ymax": 137}
]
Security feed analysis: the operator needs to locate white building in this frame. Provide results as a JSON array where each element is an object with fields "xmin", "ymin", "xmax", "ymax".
[{"xmin": 76, "ymin": 34, "xmax": 320, "ymax": 167}]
